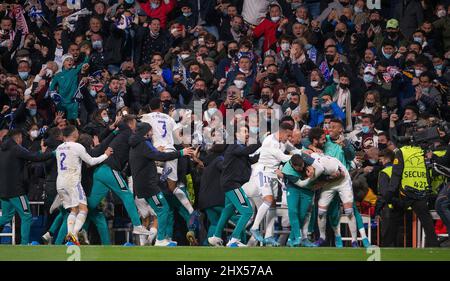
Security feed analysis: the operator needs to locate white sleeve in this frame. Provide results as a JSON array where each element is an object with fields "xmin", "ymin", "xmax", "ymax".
[
  {"xmin": 293, "ymin": 159, "xmax": 325, "ymax": 188},
  {"xmin": 271, "ymin": 147, "xmax": 292, "ymax": 163},
  {"xmin": 76, "ymin": 144, "xmax": 108, "ymax": 166}
]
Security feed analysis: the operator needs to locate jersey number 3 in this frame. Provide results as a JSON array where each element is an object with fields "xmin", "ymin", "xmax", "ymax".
[{"xmin": 158, "ymin": 120, "xmax": 167, "ymax": 138}]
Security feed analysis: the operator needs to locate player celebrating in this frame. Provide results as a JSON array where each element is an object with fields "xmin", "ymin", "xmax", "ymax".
[
  {"xmin": 140, "ymin": 98, "xmax": 199, "ymax": 244},
  {"xmin": 55, "ymin": 126, "xmax": 113, "ymax": 245},
  {"xmin": 249, "ymin": 123, "xmax": 294, "ymax": 246}
]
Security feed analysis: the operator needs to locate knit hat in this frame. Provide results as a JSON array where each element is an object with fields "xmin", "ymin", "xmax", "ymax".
[{"xmin": 61, "ymin": 54, "xmax": 74, "ymax": 63}]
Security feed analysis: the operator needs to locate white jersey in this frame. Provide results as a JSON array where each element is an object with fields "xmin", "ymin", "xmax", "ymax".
[
  {"xmin": 255, "ymin": 133, "xmax": 291, "ymax": 175},
  {"xmin": 140, "ymin": 112, "xmax": 179, "ymax": 149},
  {"xmin": 55, "ymin": 142, "xmax": 107, "ymax": 186}
]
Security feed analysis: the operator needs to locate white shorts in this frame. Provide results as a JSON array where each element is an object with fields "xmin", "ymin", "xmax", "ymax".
[
  {"xmin": 251, "ymin": 170, "xmax": 279, "ymax": 198},
  {"xmin": 135, "ymin": 198, "xmax": 156, "ymax": 219},
  {"xmin": 164, "ymin": 148, "xmax": 178, "ymax": 182},
  {"xmin": 318, "ymin": 178, "xmax": 354, "ymax": 208},
  {"xmin": 57, "ymin": 182, "xmax": 87, "ymax": 209}
]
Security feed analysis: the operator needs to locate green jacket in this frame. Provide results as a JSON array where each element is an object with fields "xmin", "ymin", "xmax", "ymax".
[
  {"xmin": 49, "ymin": 57, "xmax": 88, "ymax": 104},
  {"xmin": 282, "ymin": 160, "xmax": 304, "ymax": 189}
]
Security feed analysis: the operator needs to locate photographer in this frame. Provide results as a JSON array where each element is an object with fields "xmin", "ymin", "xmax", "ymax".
[
  {"xmin": 218, "ymin": 85, "xmax": 252, "ymax": 119},
  {"xmin": 385, "ymin": 139, "xmax": 440, "ymax": 247}
]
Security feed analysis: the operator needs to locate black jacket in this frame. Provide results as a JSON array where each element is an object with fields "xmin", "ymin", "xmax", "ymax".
[
  {"xmin": 129, "ymin": 79, "xmax": 154, "ymax": 113},
  {"xmin": 129, "ymin": 124, "xmax": 182, "ymax": 198},
  {"xmin": 198, "ymin": 152, "xmax": 224, "ymax": 210},
  {"xmin": 0, "ymin": 138, "xmax": 53, "ymax": 199},
  {"xmin": 220, "ymin": 143, "xmax": 260, "ymax": 192},
  {"xmin": 104, "ymin": 122, "xmax": 133, "ymax": 172}
]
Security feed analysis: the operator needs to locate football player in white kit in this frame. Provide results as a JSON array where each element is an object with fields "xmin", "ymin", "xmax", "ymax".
[
  {"xmin": 140, "ymin": 98, "xmax": 198, "ymax": 244},
  {"xmin": 55, "ymin": 126, "xmax": 113, "ymax": 245},
  {"xmin": 249, "ymin": 123, "xmax": 294, "ymax": 245},
  {"xmin": 296, "ymin": 152, "xmax": 357, "ymax": 247}
]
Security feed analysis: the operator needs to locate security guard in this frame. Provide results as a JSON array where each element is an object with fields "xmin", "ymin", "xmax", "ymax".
[
  {"xmin": 386, "ymin": 145, "xmax": 440, "ymax": 247},
  {"xmin": 376, "ymin": 149, "xmax": 402, "ymax": 247}
]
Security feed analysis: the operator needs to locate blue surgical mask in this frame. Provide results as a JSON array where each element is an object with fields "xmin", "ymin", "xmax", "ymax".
[
  {"xmin": 183, "ymin": 12, "xmax": 192, "ymax": 17},
  {"xmin": 382, "ymin": 48, "xmax": 392, "ymax": 59},
  {"xmin": 102, "ymin": 116, "xmax": 109, "ymax": 123},
  {"xmin": 321, "ymin": 103, "xmax": 330, "ymax": 111},
  {"xmin": 369, "ymin": 159, "xmax": 378, "ymax": 165},
  {"xmin": 207, "ymin": 108, "xmax": 218, "ymax": 116},
  {"xmin": 413, "ymin": 37, "xmax": 423, "ymax": 44},
  {"xmin": 19, "ymin": 71, "xmax": 29, "ymax": 80},
  {"xmin": 435, "ymin": 64, "xmax": 444, "ymax": 71},
  {"xmin": 28, "ymin": 108, "xmax": 37, "ymax": 116},
  {"xmin": 151, "ymin": 2, "xmax": 159, "ymax": 9},
  {"xmin": 249, "ymin": 127, "xmax": 259, "ymax": 134},
  {"xmin": 361, "ymin": 126, "xmax": 370, "ymax": 134},
  {"xmin": 92, "ymin": 40, "xmax": 103, "ymax": 50},
  {"xmin": 363, "ymin": 74, "xmax": 374, "ymax": 83}
]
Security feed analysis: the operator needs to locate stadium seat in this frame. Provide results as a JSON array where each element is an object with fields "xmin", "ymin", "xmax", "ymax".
[
  {"xmin": 339, "ymin": 213, "xmax": 371, "ymax": 245},
  {"xmin": 417, "ymin": 210, "xmax": 447, "ymax": 248},
  {"xmin": 0, "ymin": 210, "xmax": 16, "ymax": 245}
]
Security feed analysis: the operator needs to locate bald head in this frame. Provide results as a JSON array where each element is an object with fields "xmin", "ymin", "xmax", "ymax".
[{"xmin": 290, "ymin": 129, "xmax": 302, "ymax": 146}]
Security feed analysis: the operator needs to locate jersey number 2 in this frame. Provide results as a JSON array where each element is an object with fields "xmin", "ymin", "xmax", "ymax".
[{"xmin": 60, "ymin": 152, "xmax": 67, "ymax": 171}]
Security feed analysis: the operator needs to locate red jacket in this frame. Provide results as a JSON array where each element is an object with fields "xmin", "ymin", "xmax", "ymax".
[
  {"xmin": 253, "ymin": 18, "xmax": 280, "ymax": 53},
  {"xmin": 139, "ymin": 0, "xmax": 176, "ymax": 29},
  {"xmin": 219, "ymin": 99, "xmax": 253, "ymax": 119}
]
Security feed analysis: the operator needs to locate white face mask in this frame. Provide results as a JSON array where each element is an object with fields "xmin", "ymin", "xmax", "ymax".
[
  {"xmin": 310, "ymin": 81, "xmax": 319, "ymax": 88},
  {"xmin": 271, "ymin": 16, "xmax": 280, "ymax": 22},
  {"xmin": 102, "ymin": 116, "xmax": 110, "ymax": 123},
  {"xmin": 234, "ymin": 80, "xmax": 246, "ymax": 89},
  {"xmin": 281, "ymin": 43, "xmax": 290, "ymax": 51},
  {"xmin": 180, "ymin": 54, "xmax": 189, "ymax": 60},
  {"xmin": 437, "ymin": 10, "xmax": 447, "ymax": 18},
  {"xmin": 46, "ymin": 69, "xmax": 53, "ymax": 78},
  {"xmin": 30, "ymin": 130, "xmax": 39, "ymax": 139},
  {"xmin": 238, "ymin": 68, "xmax": 249, "ymax": 74}
]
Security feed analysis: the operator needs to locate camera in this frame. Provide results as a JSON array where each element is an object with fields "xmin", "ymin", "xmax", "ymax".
[{"xmin": 395, "ymin": 120, "xmax": 450, "ymax": 147}]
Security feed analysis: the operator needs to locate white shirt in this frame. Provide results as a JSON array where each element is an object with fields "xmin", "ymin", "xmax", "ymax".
[
  {"xmin": 256, "ymin": 133, "xmax": 291, "ymax": 175},
  {"xmin": 55, "ymin": 142, "xmax": 107, "ymax": 185},
  {"xmin": 140, "ymin": 112, "xmax": 180, "ymax": 149}
]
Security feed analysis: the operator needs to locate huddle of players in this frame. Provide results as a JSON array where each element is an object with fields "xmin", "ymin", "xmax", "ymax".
[
  {"xmin": 48, "ymin": 98, "xmax": 199, "ymax": 247},
  {"xmin": 48, "ymin": 96, "xmax": 369, "ymax": 247},
  {"xmin": 207, "ymin": 120, "xmax": 371, "ymax": 248}
]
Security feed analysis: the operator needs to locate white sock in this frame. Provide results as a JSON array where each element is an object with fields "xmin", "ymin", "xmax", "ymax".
[
  {"xmin": 67, "ymin": 212, "xmax": 77, "ymax": 235},
  {"xmin": 173, "ymin": 187, "xmax": 194, "ymax": 214},
  {"xmin": 251, "ymin": 201, "xmax": 271, "ymax": 230},
  {"xmin": 317, "ymin": 209, "xmax": 327, "ymax": 240},
  {"xmin": 264, "ymin": 208, "xmax": 276, "ymax": 238},
  {"xmin": 346, "ymin": 210, "xmax": 357, "ymax": 242},
  {"xmin": 139, "ymin": 235, "xmax": 148, "ymax": 246},
  {"xmin": 73, "ymin": 211, "xmax": 87, "ymax": 235},
  {"xmin": 359, "ymin": 228, "xmax": 367, "ymax": 239}
]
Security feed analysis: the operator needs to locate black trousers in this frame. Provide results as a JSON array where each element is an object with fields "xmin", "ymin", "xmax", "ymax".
[{"xmin": 381, "ymin": 196, "xmax": 439, "ymax": 247}]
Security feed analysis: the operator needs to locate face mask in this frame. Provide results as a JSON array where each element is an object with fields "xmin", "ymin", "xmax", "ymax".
[
  {"xmin": 27, "ymin": 108, "xmax": 37, "ymax": 116},
  {"xmin": 98, "ymin": 103, "xmax": 108, "ymax": 109},
  {"xmin": 422, "ymin": 87, "xmax": 430, "ymax": 95},
  {"xmin": 354, "ymin": 6, "xmax": 363, "ymax": 14},
  {"xmin": 207, "ymin": 108, "xmax": 218, "ymax": 116},
  {"xmin": 366, "ymin": 102, "xmax": 375, "ymax": 108},
  {"xmin": 435, "ymin": 64, "xmax": 444, "ymax": 71},
  {"xmin": 382, "ymin": 48, "xmax": 392, "ymax": 59},
  {"xmin": 190, "ymin": 72, "xmax": 199, "ymax": 79},
  {"xmin": 30, "ymin": 130, "xmax": 39, "ymax": 139},
  {"xmin": 239, "ymin": 67, "xmax": 250, "ymax": 74},
  {"xmin": 370, "ymin": 20, "xmax": 380, "ymax": 27},
  {"xmin": 267, "ymin": 73, "xmax": 277, "ymax": 82},
  {"xmin": 321, "ymin": 103, "xmax": 330, "ymax": 111},
  {"xmin": 340, "ymin": 83, "xmax": 349, "ymax": 89},
  {"xmin": 387, "ymin": 32, "xmax": 398, "ymax": 39},
  {"xmin": 437, "ymin": 10, "xmax": 447, "ymax": 18},
  {"xmin": 326, "ymin": 54, "xmax": 335, "ymax": 63},
  {"xmin": 261, "ymin": 94, "xmax": 271, "ymax": 102},
  {"xmin": 249, "ymin": 126, "xmax": 259, "ymax": 134},
  {"xmin": 180, "ymin": 54, "xmax": 189, "ymax": 60},
  {"xmin": 92, "ymin": 40, "xmax": 103, "ymax": 50},
  {"xmin": 361, "ymin": 126, "xmax": 370, "ymax": 134},
  {"xmin": 271, "ymin": 16, "xmax": 280, "ymax": 22},
  {"xmin": 378, "ymin": 143, "xmax": 387, "ymax": 150},
  {"xmin": 335, "ymin": 30, "xmax": 345, "ymax": 38},
  {"xmin": 289, "ymin": 102, "xmax": 297, "ymax": 110},
  {"xmin": 305, "ymin": 44, "xmax": 313, "ymax": 51},
  {"xmin": 413, "ymin": 37, "xmax": 423, "ymax": 44},
  {"xmin": 310, "ymin": 81, "xmax": 319, "ymax": 88},
  {"xmin": 102, "ymin": 116, "xmax": 110, "ymax": 123},
  {"xmin": 363, "ymin": 74, "xmax": 374, "ymax": 83},
  {"xmin": 151, "ymin": 2, "xmax": 160, "ymax": 9},
  {"xmin": 415, "ymin": 69, "xmax": 423, "ymax": 77},
  {"xmin": 296, "ymin": 18, "xmax": 305, "ymax": 24},
  {"xmin": 19, "ymin": 72, "xmax": 29, "ymax": 80},
  {"xmin": 369, "ymin": 159, "xmax": 378, "ymax": 165},
  {"xmin": 234, "ymin": 80, "xmax": 246, "ymax": 89},
  {"xmin": 228, "ymin": 49, "xmax": 238, "ymax": 58},
  {"xmin": 281, "ymin": 43, "xmax": 290, "ymax": 51},
  {"xmin": 89, "ymin": 89, "xmax": 97, "ymax": 97},
  {"xmin": 142, "ymin": 78, "xmax": 151, "ymax": 84},
  {"xmin": 232, "ymin": 25, "xmax": 242, "ymax": 32},
  {"xmin": 183, "ymin": 12, "xmax": 192, "ymax": 17}
]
